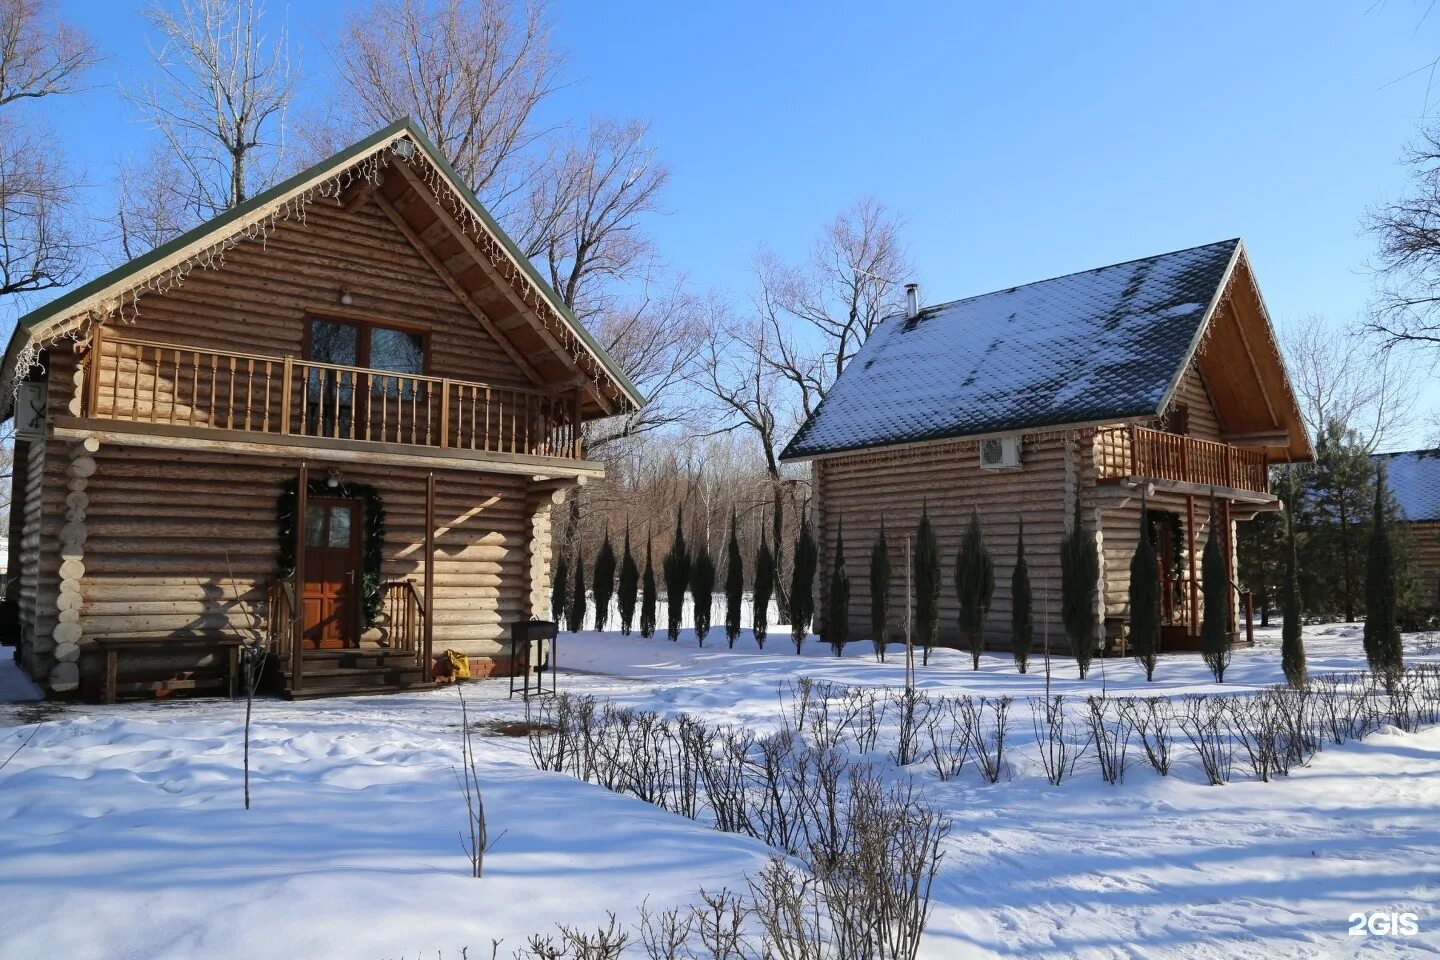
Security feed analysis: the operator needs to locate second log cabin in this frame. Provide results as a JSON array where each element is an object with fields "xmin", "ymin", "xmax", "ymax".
[
  {"xmin": 782, "ymin": 239, "xmax": 1312, "ymax": 654},
  {"xmin": 1, "ymin": 119, "xmax": 642, "ymax": 700}
]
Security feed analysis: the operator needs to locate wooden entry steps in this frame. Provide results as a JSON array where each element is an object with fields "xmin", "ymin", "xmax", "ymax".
[{"xmin": 277, "ymin": 647, "xmax": 436, "ymax": 700}]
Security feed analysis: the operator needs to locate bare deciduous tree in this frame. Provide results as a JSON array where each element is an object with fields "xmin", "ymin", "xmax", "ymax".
[
  {"xmin": 756, "ymin": 197, "xmax": 911, "ymax": 417},
  {"xmin": 107, "ymin": 146, "xmax": 194, "ymax": 262},
  {"xmin": 1282, "ymin": 313, "xmax": 1419, "ymax": 450},
  {"xmin": 329, "ymin": 0, "xmax": 561, "ymax": 217},
  {"xmin": 130, "ymin": 0, "xmax": 295, "ymax": 217},
  {"xmin": 0, "ymin": 0, "xmax": 96, "ymax": 301},
  {"xmin": 1369, "ymin": 127, "xmax": 1440, "ymax": 357},
  {"xmin": 0, "ymin": 0, "xmax": 97, "ymax": 107},
  {"xmin": 518, "ymin": 119, "xmax": 668, "ymax": 321}
]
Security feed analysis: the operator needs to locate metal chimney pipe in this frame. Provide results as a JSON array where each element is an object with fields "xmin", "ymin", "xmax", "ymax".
[{"xmin": 905, "ymin": 283, "xmax": 920, "ymax": 319}]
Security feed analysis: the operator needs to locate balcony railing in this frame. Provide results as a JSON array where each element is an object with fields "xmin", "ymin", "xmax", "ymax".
[
  {"xmin": 85, "ymin": 332, "xmax": 583, "ymax": 461},
  {"xmin": 1095, "ymin": 425, "xmax": 1268, "ymax": 494}
]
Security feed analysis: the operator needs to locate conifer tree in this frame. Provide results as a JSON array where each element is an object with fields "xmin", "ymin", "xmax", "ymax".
[
  {"xmin": 567, "ymin": 552, "xmax": 587, "ymax": 633},
  {"xmin": 592, "ymin": 529, "xmax": 617, "ymax": 632},
  {"xmin": 1364, "ymin": 464, "xmax": 1403, "ymax": 678},
  {"xmin": 1281, "ymin": 506, "xmax": 1306, "ymax": 688},
  {"xmin": 724, "ymin": 511, "xmax": 744, "ymax": 649},
  {"xmin": 640, "ymin": 536, "xmax": 658, "ymax": 639},
  {"xmin": 790, "ymin": 511, "xmax": 818, "ymax": 653},
  {"xmin": 1129, "ymin": 504, "xmax": 1161, "ymax": 682},
  {"xmin": 691, "ymin": 540, "xmax": 715, "ymax": 646},
  {"xmin": 954, "ymin": 508, "xmax": 995, "ymax": 670},
  {"xmin": 1061, "ymin": 498, "xmax": 1099, "ymax": 678},
  {"xmin": 824, "ymin": 519, "xmax": 851, "ymax": 656},
  {"xmin": 663, "ymin": 509, "xmax": 690, "ymax": 641},
  {"xmin": 1011, "ymin": 518, "xmax": 1033, "ymax": 674},
  {"xmin": 1308, "ymin": 421, "xmax": 1376, "ymax": 622},
  {"xmin": 551, "ymin": 552, "xmax": 570, "ymax": 626},
  {"xmin": 914, "ymin": 505, "xmax": 942, "ymax": 665},
  {"xmin": 753, "ymin": 533, "xmax": 775, "ymax": 649},
  {"xmin": 869, "ymin": 519, "xmax": 892, "ymax": 662},
  {"xmin": 617, "ymin": 525, "xmax": 639, "ymax": 636},
  {"xmin": 1200, "ymin": 497, "xmax": 1231, "ymax": 683}
]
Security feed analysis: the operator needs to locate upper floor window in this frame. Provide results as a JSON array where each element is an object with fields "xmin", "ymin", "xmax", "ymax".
[{"xmin": 307, "ymin": 317, "xmax": 427, "ymax": 377}]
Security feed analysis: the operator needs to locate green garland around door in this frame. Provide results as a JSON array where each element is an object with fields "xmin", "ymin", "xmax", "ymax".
[{"xmin": 276, "ymin": 478, "xmax": 387, "ymax": 628}]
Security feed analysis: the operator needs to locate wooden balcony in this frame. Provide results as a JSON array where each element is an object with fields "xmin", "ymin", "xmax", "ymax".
[
  {"xmin": 82, "ymin": 333, "xmax": 585, "ymax": 465},
  {"xmin": 1095, "ymin": 425, "xmax": 1269, "ymax": 495}
]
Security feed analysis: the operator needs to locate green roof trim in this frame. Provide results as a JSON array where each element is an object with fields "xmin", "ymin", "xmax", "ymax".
[{"xmin": 3, "ymin": 117, "xmax": 643, "ymax": 410}]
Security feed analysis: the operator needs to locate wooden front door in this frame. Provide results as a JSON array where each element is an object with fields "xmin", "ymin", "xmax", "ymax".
[{"xmin": 301, "ymin": 497, "xmax": 362, "ymax": 649}]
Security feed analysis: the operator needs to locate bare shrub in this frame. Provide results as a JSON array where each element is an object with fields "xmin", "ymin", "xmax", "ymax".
[
  {"xmin": 637, "ymin": 899, "xmax": 693, "ymax": 960},
  {"xmin": 968, "ymin": 695, "xmax": 1012, "ymax": 784},
  {"xmin": 455, "ymin": 685, "xmax": 496, "ymax": 878},
  {"xmin": 1084, "ymin": 695, "xmax": 1131, "ymax": 785},
  {"xmin": 889, "ymin": 687, "xmax": 931, "ymax": 767},
  {"xmin": 1179, "ymin": 695, "xmax": 1233, "ymax": 786},
  {"xmin": 692, "ymin": 888, "xmax": 750, "ymax": 960},
  {"xmin": 1029, "ymin": 695, "xmax": 1084, "ymax": 786},
  {"xmin": 1226, "ymin": 694, "xmax": 1286, "ymax": 782},
  {"xmin": 926, "ymin": 695, "xmax": 975, "ymax": 782},
  {"xmin": 1120, "ymin": 697, "xmax": 1176, "ymax": 777}
]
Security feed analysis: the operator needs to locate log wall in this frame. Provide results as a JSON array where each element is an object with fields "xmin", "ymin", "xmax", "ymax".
[
  {"xmin": 1403, "ymin": 520, "xmax": 1440, "ymax": 602},
  {"xmin": 813, "ymin": 433, "xmax": 1095, "ymax": 648}
]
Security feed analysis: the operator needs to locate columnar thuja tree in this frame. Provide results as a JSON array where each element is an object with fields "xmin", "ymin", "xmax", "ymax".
[
  {"xmin": 663, "ymin": 510, "xmax": 690, "ymax": 641},
  {"xmin": 1200, "ymin": 497, "xmax": 1231, "ymax": 683},
  {"xmin": 914, "ymin": 505, "xmax": 942, "ymax": 665},
  {"xmin": 617, "ymin": 525, "xmax": 639, "ymax": 636},
  {"xmin": 753, "ymin": 533, "xmax": 775, "ymax": 649},
  {"xmin": 954, "ymin": 509, "xmax": 995, "ymax": 670},
  {"xmin": 870, "ymin": 519, "xmax": 892, "ymax": 662},
  {"xmin": 551, "ymin": 551, "xmax": 570, "ymax": 626},
  {"xmin": 724, "ymin": 511, "xmax": 744, "ymax": 649},
  {"xmin": 1364, "ymin": 465, "xmax": 1404, "ymax": 679},
  {"xmin": 592, "ymin": 529, "xmax": 617, "ymax": 632},
  {"xmin": 790, "ymin": 511, "xmax": 818, "ymax": 654},
  {"xmin": 1061, "ymin": 498, "xmax": 1099, "ymax": 678},
  {"xmin": 1011, "ymin": 518, "xmax": 1033, "ymax": 673},
  {"xmin": 824, "ymin": 519, "xmax": 851, "ymax": 657},
  {"xmin": 567, "ymin": 552, "xmax": 587, "ymax": 633},
  {"xmin": 1129, "ymin": 505, "xmax": 1161, "ymax": 682},
  {"xmin": 1282, "ymin": 507, "xmax": 1306, "ymax": 688},
  {"xmin": 691, "ymin": 539, "xmax": 716, "ymax": 646},
  {"xmin": 640, "ymin": 535, "xmax": 658, "ymax": 639}
]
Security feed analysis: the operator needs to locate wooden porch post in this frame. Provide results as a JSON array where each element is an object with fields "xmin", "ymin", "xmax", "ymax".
[
  {"xmin": 424, "ymin": 471, "xmax": 436, "ymax": 677},
  {"xmin": 292, "ymin": 462, "xmax": 308, "ymax": 693},
  {"xmin": 1186, "ymin": 494, "xmax": 1198, "ymax": 638},
  {"xmin": 85, "ymin": 321, "xmax": 103, "ymax": 417},
  {"xmin": 1221, "ymin": 498, "xmax": 1235, "ymax": 634}
]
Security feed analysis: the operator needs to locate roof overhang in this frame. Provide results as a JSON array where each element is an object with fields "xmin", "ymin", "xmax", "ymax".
[
  {"xmin": 1156, "ymin": 242, "xmax": 1312, "ymax": 463},
  {"xmin": 1, "ymin": 118, "xmax": 645, "ymax": 420}
]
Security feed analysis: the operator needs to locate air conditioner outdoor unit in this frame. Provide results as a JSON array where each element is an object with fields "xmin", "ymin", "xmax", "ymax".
[{"xmin": 979, "ymin": 436, "xmax": 1021, "ymax": 469}]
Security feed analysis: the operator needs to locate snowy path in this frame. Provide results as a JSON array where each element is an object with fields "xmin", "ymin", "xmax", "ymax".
[{"xmin": 1, "ymin": 625, "xmax": 1438, "ymax": 959}]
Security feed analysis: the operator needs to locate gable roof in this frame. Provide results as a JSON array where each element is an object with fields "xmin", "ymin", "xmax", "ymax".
[
  {"xmin": 782, "ymin": 238, "xmax": 1303, "ymax": 461},
  {"xmin": 1, "ymin": 118, "xmax": 644, "ymax": 416},
  {"xmin": 1374, "ymin": 449, "xmax": 1440, "ymax": 522}
]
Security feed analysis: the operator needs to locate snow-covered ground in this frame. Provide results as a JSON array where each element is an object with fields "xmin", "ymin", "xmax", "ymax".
[{"xmin": 1, "ymin": 624, "xmax": 1438, "ymax": 959}]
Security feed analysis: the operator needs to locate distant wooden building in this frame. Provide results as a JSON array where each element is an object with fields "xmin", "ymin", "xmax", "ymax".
[
  {"xmin": 782, "ymin": 239, "xmax": 1312, "ymax": 653},
  {"xmin": 1, "ymin": 120, "xmax": 642, "ymax": 700},
  {"xmin": 1373, "ymin": 449, "xmax": 1440, "ymax": 603}
]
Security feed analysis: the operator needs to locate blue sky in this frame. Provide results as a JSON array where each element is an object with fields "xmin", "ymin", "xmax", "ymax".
[{"xmin": 21, "ymin": 0, "xmax": 1440, "ymax": 443}]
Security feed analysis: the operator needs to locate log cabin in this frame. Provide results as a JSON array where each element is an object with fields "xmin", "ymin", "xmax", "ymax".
[
  {"xmin": 781, "ymin": 239, "xmax": 1312, "ymax": 654},
  {"xmin": 1373, "ymin": 449, "xmax": 1440, "ymax": 605},
  {"xmin": 0, "ymin": 119, "xmax": 642, "ymax": 700}
]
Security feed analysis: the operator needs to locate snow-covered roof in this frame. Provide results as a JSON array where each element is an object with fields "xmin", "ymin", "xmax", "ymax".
[
  {"xmin": 1374, "ymin": 449, "xmax": 1440, "ymax": 522},
  {"xmin": 781, "ymin": 239, "xmax": 1241, "ymax": 460}
]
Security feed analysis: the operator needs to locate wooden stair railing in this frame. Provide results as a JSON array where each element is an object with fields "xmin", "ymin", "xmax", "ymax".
[
  {"xmin": 266, "ymin": 578, "xmax": 296, "ymax": 663},
  {"xmin": 381, "ymin": 578, "xmax": 428, "ymax": 671},
  {"xmin": 86, "ymin": 334, "xmax": 584, "ymax": 460}
]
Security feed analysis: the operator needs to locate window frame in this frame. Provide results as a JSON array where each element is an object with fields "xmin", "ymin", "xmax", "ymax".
[{"xmin": 302, "ymin": 313, "xmax": 433, "ymax": 377}]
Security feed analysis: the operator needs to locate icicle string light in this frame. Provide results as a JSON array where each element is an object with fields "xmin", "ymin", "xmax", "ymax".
[{"xmin": 12, "ymin": 135, "xmax": 615, "ymax": 402}]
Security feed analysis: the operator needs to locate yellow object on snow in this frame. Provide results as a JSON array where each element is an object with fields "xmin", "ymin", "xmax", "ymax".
[{"xmin": 443, "ymin": 649, "xmax": 471, "ymax": 680}]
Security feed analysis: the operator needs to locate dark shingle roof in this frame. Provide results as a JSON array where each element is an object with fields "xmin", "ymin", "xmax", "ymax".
[
  {"xmin": 1374, "ymin": 449, "xmax": 1440, "ymax": 522},
  {"xmin": 781, "ymin": 238, "xmax": 1241, "ymax": 460}
]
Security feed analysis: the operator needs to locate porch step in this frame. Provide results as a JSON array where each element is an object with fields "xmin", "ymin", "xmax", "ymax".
[
  {"xmin": 276, "ymin": 649, "xmax": 435, "ymax": 700},
  {"xmin": 283, "ymin": 680, "xmax": 439, "ymax": 701}
]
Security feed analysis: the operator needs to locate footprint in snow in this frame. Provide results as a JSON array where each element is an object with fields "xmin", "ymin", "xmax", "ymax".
[{"xmin": 160, "ymin": 780, "xmax": 184, "ymax": 794}]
